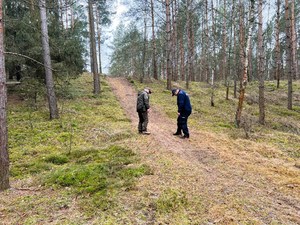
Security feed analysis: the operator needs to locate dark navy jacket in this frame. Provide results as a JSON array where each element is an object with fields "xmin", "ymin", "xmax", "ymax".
[{"xmin": 177, "ymin": 90, "xmax": 192, "ymax": 115}]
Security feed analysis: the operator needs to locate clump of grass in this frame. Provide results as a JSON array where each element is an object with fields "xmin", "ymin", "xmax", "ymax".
[
  {"xmin": 43, "ymin": 154, "xmax": 69, "ymax": 165},
  {"xmin": 42, "ymin": 145, "xmax": 150, "ymax": 210},
  {"xmin": 156, "ymin": 188, "xmax": 188, "ymax": 214}
]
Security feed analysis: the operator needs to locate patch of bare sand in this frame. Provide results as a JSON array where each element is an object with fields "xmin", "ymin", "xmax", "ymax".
[{"xmin": 107, "ymin": 77, "xmax": 300, "ymax": 224}]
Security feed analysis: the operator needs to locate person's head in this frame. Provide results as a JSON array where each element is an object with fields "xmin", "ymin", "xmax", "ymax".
[
  {"xmin": 171, "ymin": 88, "xmax": 179, "ymax": 96},
  {"xmin": 144, "ymin": 87, "xmax": 152, "ymax": 94}
]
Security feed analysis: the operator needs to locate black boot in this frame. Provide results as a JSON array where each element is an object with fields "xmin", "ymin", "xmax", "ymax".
[
  {"xmin": 180, "ymin": 134, "xmax": 189, "ymax": 139},
  {"xmin": 173, "ymin": 132, "xmax": 182, "ymax": 136}
]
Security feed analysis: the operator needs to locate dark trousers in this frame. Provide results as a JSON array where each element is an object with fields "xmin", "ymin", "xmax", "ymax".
[
  {"xmin": 138, "ymin": 111, "xmax": 149, "ymax": 132},
  {"xmin": 176, "ymin": 112, "xmax": 191, "ymax": 136}
]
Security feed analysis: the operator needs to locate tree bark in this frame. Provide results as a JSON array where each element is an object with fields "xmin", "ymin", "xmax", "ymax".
[
  {"xmin": 150, "ymin": 0, "xmax": 158, "ymax": 79},
  {"xmin": 0, "ymin": 0, "xmax": 10, "ymax": 191},
  {"xmin": 96, "ymin": 8, "xmax": 102, "ymax": 74},
  {"xmin": 39, "ymin": 0, "xmax": 59, "ymax": 119},
  {"xmin": 285, "ymin": 0, "xmax": 293, "ymax": 110},
  {"xmin": 275, "ymin": 0, "xmax": 281, "ymax": 88},
  {"xmin": 290, "ymin": 0, "xmax": 298, "ymax": 80},
  {"xmin": 88, "ymin": 0, "xmax": 100, "ymax": 94},
  {"xmin": 166, "ymin": 0, "xmax": 172, "ymax": 89},
  {"xmin": 235, "ymin": 0, "xmax": 255, "ymax": 128},
  {"xmin": 258, "ymin": 0, "xmax": 265, "ymax": 124}
]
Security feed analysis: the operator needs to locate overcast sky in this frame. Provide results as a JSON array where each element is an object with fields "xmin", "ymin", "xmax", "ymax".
[{"xmin": 101, "ymin": 0, "xmax": 128, "ymax": 74}]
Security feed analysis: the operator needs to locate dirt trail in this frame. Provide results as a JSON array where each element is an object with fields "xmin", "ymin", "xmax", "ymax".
[{"xmin": 107, "ymin": 77, "xmax": 300, "ymax": 224}]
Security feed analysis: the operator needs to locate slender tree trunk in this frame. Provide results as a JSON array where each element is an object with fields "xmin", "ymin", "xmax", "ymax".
[
  {"xmin": 0, "ymin": 0, "xmax": 9, "ymax": 191},
  {"xmin": 285, "ymin": 0, "xmax": 293, "ymax": 110},
  {"xmin": 290, "ymin": 0, "xmax": 298, "ymax": 79},
  {"xmin": 222, "ymin": 0, "xmax": 227, "ymax": 83},
  {"xmin": 142, "ymin": 0, "xmax": 148, "ymax": 83},
  {"xmin": 275, "ymin": 0, "xmax": 281, "ymax": 88},
  {"xmin": 180, "ymin": 32, "xmax": 185, "ymax": 81},
  {"xmin": 166, "ymin": 0, "xmax": 172, "ymax": 89},
  {"xmin": 150, "ymin": 0, "xmax": 158, "ymax": 79},
  {"xmin": 88, "ymin": 0, "xmax": 100, "ymax": 94},
  {"xmin": 172, "ymin": 0, "xmax": 178, "ymax": 81},
  {"xmin": 232, "ymin": 1, "xmax": 237, "ymax": 98},
  {"xmin": 39, "ymin": 0, "xmax": 59, "ymax": 119},
  {"xmin": 258, "ymin": 0, "xmax": 265, "ymax": 124},
  {"xmin": 96, "ymin": 8, "xmax": 102, "ymax": 74},
  {"xmin": 210, "ymin": 0, "xmax": 216, "ymax": 106},
  {"xmin": 204, "ymin": 0, "xmax": 209, "ymax": 83},
  {"xmin": 186, "ymin": 0, "xmax": 191, "ymax": 89},
  {"xmin": 235, "ymin": 0, "xmax": 255, "ymax": 127}
]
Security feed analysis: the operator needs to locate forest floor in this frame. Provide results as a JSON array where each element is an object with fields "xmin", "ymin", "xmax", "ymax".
[
  {"xmin": 1, "ymin": 75, "xmax": 299, "ymax": 224},
  {"xmin": 106, "ymin": 77, "xmax": 300, "ymax": 224}
]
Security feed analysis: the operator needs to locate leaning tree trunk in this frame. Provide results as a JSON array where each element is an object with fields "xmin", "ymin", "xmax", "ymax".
[
  {"xmin": 235, "ymin": 0, "xmax": 255, "ymax": 128},
  {"xmin": 258, "ymin": 0, "xmax": 265, "ymax": 124},
  {"xmin": 88, "ymin": 0, "xmax": 100, "ymax": 95},
  {"xmin": 0, "ymin": 0, "xmax": 10, "ymax": 191},
  {"xmin": 39, "ymin": 0, "xmax": 59, "ymax": 119}
]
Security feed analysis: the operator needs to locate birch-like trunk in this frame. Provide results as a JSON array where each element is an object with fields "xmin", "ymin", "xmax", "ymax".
[
  {"xmin": 39, "ymin": 0, "xmax": 59, "ymax": 119},
  {"xmin": 258, "ymin": 0, "xmax": 265, "ymax": 124},
  {"xmin": 0, "ymin": 0, "xmax": 10, "ymax": 191},
  {"xmin": 235, "ymin": 0, "xmax": 255, "ymax": 127}
]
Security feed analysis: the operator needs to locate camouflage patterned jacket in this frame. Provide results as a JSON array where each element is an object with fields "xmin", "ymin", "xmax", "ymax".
[{"xmin": 136, "ymin": 90, "xmax": 150, "ymax": 112}]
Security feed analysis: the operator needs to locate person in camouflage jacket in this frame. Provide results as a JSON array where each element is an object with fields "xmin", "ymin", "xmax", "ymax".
[{"xmin": 136, "ymin": 88, "xmax": 152, "ymax": 134}]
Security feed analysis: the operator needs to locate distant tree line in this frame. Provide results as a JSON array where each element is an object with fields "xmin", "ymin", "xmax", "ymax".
[{"xmin": 109, "ymin": 0, "xmax": 299, "ymax": 124}]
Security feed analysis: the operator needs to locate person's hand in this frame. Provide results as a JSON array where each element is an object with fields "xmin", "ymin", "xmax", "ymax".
[
  {"xmin": 177, "ymin": 112, "xmax": 180, "ymax": 116},
  {"xmin": 147, "ymin": 108, "xmax": 151, "ymax": 112}
]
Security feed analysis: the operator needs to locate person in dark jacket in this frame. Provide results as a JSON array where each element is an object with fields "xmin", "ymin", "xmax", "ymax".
[
  {"xmin": 172, "ymin": 88, "xmax": 192, "ymax": 138},
  {"xmin": 136, "ymin": 88, "xmax": 152, "ymax": 134}
]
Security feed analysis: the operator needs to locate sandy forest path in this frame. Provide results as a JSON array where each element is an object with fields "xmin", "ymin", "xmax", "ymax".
[{"xmin": 107, "ymin": 77, "xmax": 300, "ymax": 224}]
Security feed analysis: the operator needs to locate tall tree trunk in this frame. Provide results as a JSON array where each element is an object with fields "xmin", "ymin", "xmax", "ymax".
[
  {"xmin": 204, "ymin": 0, "xmax": 209, "ymax": 83},
  {"xmin": 221, "ymin": 0, "xmax": 227, "ymax": 83},
  {"xmin": 235, "ymin": 0, "xmax": 255, "ymax": 128},
  {"xmin": 96, "ymin": 8, "xmax": 102, "ymax": 74},
  {"xmin": 285, "ymin": 0, "xmax": 293, "ymax": 110},
  {"xmin": 172, "ymin": 0, "xmax": 178, "ymax": 81},
  {"xmin": 150, "ymin": 0, "xmax": 158, "ymax": 79},
  {"xmin": 275, "ymin": 0, "xmax": 281, "ymax": 88},
  {"xmin": 166, "ymin": 0, "xmax": 172, "ymax": 89},
  {"xmin": 39, "ymin": 0, "xmax": 59, "ymax": 119},
  {"xmin": 290, "ymin": 0, "xmax": 298, "ymax": 79},
  {"xmin": 210, "ymin": 0, "xmax": 216, "ymax": 107},
  {"xmin": 232, "ymin": 1, "xmax": 238, "ymax": 98},
  {"xmin": 258, "ymin": 0, "xmax": 265, "ymax": 124},
  {"xmin": 0, "ymin": 0, "xmax": 9, "ymax": 191},
  {"xmin": 180, "ymin": 31, "xmax": 185, "ymax": 81},
  {"xmin": 186, "ymin": 0, "xmax": 191, "ymax": 89},
  {"xmin": 88, "ymin": 0, "xmax": 100, "ymax": 94},
  {"xmin": 141, "ymin": 1, "xmax": 147, "ymax": 83}
]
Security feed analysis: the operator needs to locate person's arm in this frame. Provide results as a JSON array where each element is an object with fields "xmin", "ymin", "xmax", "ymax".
[
  {"xmin": 177, "ymin": 94, "xmax": 185, "ymax": 113},
  {"xmin": 143, "ymin": 93, "xmax": 150, "ymax": 110}
]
